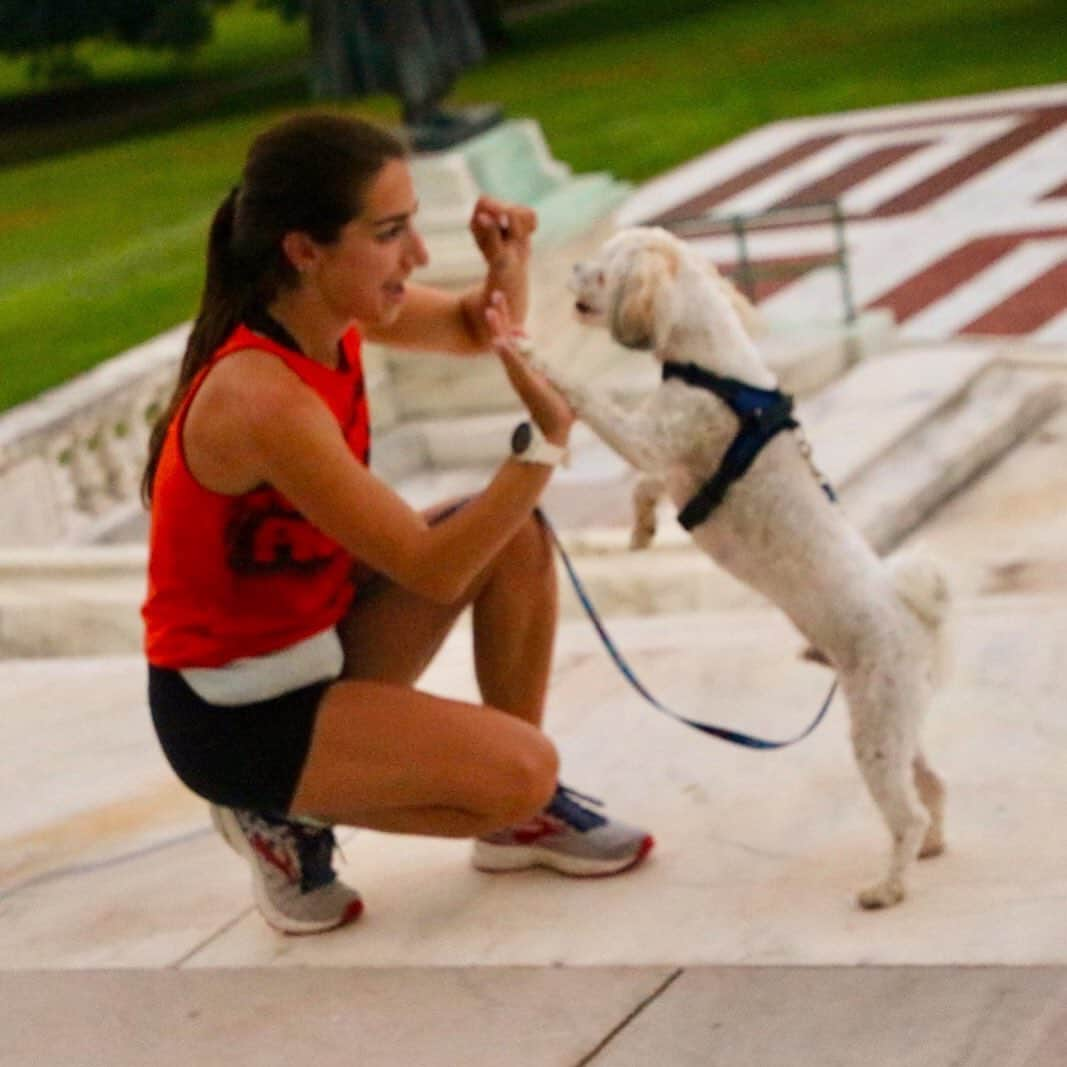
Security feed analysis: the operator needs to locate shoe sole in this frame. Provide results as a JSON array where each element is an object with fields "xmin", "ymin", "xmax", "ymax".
[
  {"xmin": 472, "ymin": 834, "xmax": 654, "ymax": 878},
  {"xmin": 209, "ymin": 805, "xmax": 363, "ymax": 935}
]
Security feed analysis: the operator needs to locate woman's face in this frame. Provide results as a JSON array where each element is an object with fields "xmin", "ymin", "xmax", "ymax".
[{"xmin": 306, "ymin": 157, "xmax": 429, "ymax": 327}]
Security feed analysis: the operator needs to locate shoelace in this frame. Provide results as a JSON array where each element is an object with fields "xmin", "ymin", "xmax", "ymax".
[
  {"xmin": 246, "ymin": 811, "xmax": 339, "ymax": 893},
  {"xmin": 290, "ymin": 823, "xmax": 339, "ymax": 892},
  {"xmin": 548, "ymin": 784, "xmax": 608, "ymax": 832}
]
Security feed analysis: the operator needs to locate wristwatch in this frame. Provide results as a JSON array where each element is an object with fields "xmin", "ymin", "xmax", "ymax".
[{"xmin": 510, "ymin": 420, "xmax": 568, "ymax": 467}]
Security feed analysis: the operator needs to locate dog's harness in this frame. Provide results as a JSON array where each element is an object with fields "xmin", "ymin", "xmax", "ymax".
[{"xmin": 662, "ymin": 360, "xmax": 819, "ymax": 530}]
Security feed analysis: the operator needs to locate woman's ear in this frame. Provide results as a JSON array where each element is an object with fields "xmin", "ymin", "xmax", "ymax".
[
  {"xmin": 280, "ymin": 230, "xmax": 318, "ymax": 276},
  {"xmin": 608, "ymin": 246, "xmax": 679, "ymax": 350}
]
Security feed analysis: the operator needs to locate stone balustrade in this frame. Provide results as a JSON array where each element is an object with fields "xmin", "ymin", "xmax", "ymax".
[{"xmin": 0, "ymin": 324, "xmax": 189, "ymax": 546}]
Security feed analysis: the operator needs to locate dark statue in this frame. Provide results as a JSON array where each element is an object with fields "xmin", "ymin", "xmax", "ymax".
[{"xmin": 309, "ymin": 0, "xmax": 506, "ymax": 152}]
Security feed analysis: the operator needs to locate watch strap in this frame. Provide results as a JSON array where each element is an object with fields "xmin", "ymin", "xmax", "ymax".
[{"xmin": 510, "ymin": 420, "xmax": 568, "ymax": 467}]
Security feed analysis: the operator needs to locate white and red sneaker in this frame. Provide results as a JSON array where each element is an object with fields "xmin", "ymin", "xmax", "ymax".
[
  {"xmin": 210, "ymin": 805, "xmax": 363, "ymax": 935},
  {"xmin": 473, "ymin": 785, "xmax": 654, "ymax": 877}
]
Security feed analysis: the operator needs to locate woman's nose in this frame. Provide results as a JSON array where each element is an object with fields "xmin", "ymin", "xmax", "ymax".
[{"xmin": 407, "ymin": 228, "xmax": 429, "ymax": 268}]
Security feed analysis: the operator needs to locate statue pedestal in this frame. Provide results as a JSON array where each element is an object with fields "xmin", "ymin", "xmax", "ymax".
[{"xmin": 408, "ymin": 118, "xmax": 630, "ymax": 287}]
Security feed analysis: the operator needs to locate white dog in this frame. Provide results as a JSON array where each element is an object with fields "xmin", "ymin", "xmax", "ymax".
[{"xmin": 528, "ymin": 226, "xmax": 951, "ymax": 909}]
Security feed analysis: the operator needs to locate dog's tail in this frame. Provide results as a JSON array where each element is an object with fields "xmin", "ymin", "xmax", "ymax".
[
  {"xmin": 889, "ymin": 551, "xmax": 950, "ymax": 627},
  {"xmin": 889, "ymin": 550, "xmax": 953, "ymax": 686}
]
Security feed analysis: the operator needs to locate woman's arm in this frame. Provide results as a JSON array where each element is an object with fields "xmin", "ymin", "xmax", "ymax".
[{"xmin": 364, "ymin": 196, "xmax": 537, "ymax": 355}]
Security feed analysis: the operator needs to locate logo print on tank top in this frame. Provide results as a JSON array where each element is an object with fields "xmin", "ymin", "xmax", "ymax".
[{"xmin": 225, "ymin": 491, "xmax": 336, "ymax": 576}]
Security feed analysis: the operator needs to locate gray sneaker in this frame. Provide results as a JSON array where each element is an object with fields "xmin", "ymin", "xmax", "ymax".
[
  {"xmin": 472, "ymin": 785, "xmax": 654, "ymax": 877},
  {"xmin": 210, "ymin": 805, "xmax": 363, "ymax": 935}
]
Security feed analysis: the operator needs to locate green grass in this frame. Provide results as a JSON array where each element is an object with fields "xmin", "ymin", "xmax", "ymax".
[
  {"xmin": 0, "ymin": 0, "xmax": 1062, "ymax": 412},
  {"xmin": 1, "ymin": 114, "xmax": 285, "ymax": 405},
  {"xmin": 465, "ymin": 0, "xmax": 1065, "ymax": 180}
]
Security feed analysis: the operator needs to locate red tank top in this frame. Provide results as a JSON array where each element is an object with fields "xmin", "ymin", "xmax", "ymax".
[{"xmin": 143, "ymin": 322, "xmax": 370, "ymax": 668}]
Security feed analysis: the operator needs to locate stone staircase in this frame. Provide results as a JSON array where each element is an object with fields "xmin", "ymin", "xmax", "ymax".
[{"xmin": 5, "ymin": 101, "xmax": 1067, "ymax": 1063}]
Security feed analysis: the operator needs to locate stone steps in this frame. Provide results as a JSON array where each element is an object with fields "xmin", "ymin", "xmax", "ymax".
[{"xmin": 2, "ymin": 967, "xmax": 1064, "ymax": 1066}]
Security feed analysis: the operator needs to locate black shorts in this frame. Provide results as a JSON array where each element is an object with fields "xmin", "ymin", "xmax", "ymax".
[{"xmin": 148, "ymin": 666, "xmax": 329, "ymax": 815}]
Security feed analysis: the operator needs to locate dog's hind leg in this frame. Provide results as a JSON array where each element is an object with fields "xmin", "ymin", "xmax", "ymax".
[
  {"xmin": 914, "ymin": 750, "xmax": 946, "ymax": 858},
  {"xmin": 631, "ymin": 476, "xmax": 663, "ymax": 549},
  {"xmin": 847, "ymin": 677, "xmax": 931, "ymax": 909},
  {"xmin": 855, "ymin": 752, "xmax": 930, "ymax": 909}
]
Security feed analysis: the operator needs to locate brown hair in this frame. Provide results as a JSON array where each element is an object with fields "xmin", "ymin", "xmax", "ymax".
[{"xmin": 141, "ymin": 113, "xmax": 406, "ymax": 502}]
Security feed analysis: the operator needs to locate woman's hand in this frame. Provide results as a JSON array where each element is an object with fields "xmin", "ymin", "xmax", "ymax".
[
  {"xmin": 468, "ymin": 197, "xmax": 537, "ymax": 334},
  {"xmin": 485, "ymin": 291, "xmax": 574, "ymax": 446},
  {"xmin": 470, "ymin": 196, "xmax": 537, "ymax": 269}
]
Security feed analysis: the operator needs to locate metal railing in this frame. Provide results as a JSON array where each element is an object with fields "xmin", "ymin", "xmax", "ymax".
[{"xmin": 663, "ymin": 199, "xmax": 857, "ymax": 326}]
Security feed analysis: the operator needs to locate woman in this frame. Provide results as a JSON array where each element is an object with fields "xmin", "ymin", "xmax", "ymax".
[{"xmin": 142, "ymin": 113, "xmax": 653, "ymax": 935}]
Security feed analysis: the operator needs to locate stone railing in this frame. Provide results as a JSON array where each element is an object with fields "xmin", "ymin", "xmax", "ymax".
[
  {"xmin": 0, "ymin": 326, "xmax": 406, "ymax": 547},
  {"xmin": 0, "ymin": 325, "xmax": 187, "ymax": 546}
]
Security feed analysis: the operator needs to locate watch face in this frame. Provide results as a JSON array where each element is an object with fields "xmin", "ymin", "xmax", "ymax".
[{"xmin": 511, "ymin": 421, "xmax": 533, "ymax": 453}]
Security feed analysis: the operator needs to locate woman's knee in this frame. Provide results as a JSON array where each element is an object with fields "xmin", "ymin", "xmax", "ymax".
[{"xmin": 487, "ymin": 728, "xmax": 559, "ymax": 825}]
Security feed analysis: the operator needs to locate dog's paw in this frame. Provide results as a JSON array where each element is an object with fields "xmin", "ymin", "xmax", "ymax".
[
  {"xmin": 857, "ymin": 880, "xmax": 906, "ymax": 910},
  {"xmin": 515, "ymin": 340, "xmax": 563, "ymax": 382},
  {"xmin": 558, "ymin": 381, "xmax": 592, "ymax": 409},
  {"xmin": 918, "ymin": 833, "xmax": 945, "ymax": 860}
]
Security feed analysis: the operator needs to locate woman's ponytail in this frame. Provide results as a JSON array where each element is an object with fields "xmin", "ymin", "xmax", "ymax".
[{"xmin": 141, "ymin": 187, "xmax": 248, "ymax": 503}]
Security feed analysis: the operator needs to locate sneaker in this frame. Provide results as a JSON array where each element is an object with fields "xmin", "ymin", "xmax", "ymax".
[
  {"xmin": 210, "ymin": 805, "xmax": 363, "ymax": 935},
  {"xmin": 472, "ymin": 785, "xmax": 654, "ymax": 877}
]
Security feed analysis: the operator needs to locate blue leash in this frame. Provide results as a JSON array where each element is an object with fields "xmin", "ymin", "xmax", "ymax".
[{"xmin": 542, "ymin": 517, "xmax": 837, "ymax": 750}]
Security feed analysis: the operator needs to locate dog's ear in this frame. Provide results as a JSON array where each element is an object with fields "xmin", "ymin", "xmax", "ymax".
[{"xmin": 609, "ymin": 245, "xmax": 679, "ymax": 350}]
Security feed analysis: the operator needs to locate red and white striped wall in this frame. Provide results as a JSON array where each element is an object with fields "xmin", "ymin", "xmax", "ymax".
[{"xmin": 619, "ymin": 85, "xmax": 1067, "ymax": 343}]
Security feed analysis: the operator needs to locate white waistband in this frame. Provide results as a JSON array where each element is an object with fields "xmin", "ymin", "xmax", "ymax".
[{"xmin": 180, "ymin": 627, "xmax": 344, "ymax": 706}]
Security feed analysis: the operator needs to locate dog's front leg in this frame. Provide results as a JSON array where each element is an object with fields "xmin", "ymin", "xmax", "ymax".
[
  {"xmin": 631, "ymin": 476, "xmax": 663, "ymax": 549},
  {"xmin": 559, "ymin": 386, "xmax": 667, "ymax": 472},
  {"xmin": 521, "ymin": 344, "xmax": 667, "ymax": 470}
]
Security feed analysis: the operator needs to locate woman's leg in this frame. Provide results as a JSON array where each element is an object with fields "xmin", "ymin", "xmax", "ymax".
[
  {"xmin": 289, "ymin": 509, "xmax": 561, "ymax": 832},
  {"xmin": 336, "ymin": 507, "xmax": 557, "ymax": 723},
  {"xmin": 289, "ymin": 680, "xmax": 557, "ymax": 833}
]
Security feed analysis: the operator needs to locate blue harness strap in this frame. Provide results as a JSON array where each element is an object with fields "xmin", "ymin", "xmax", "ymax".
[{"xmin": 662, "ymin": 361, "xmax": 800, "ymax": 530}]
